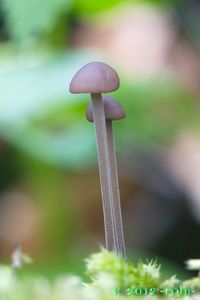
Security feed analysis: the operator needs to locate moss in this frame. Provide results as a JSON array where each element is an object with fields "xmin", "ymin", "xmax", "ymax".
[{"xmin": 0, "ymin": 248, "xmax": 200, "ymax": 299}]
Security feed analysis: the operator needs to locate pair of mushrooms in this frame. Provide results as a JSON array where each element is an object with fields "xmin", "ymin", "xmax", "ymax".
[{"xmin": 70, "ymin": 62, "xmax": 126, "ymax": 257}]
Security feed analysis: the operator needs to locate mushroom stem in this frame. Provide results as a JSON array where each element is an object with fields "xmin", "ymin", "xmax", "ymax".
[
  {"xmin": 91, "ymin": 93, "xmax": 116, "ymax": 251},
  {"xmin": 106, "ymin": 119, "xmax": 126, "ymax": 258}
]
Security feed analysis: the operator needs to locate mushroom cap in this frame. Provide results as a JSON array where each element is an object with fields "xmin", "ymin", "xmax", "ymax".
[
  {"xmin": 86, "ymin": 96, "xmax": 126, "ymax": 122},
  {"xmin": 69, "ymin": 62, "xmax": 120, "ymax": 94}
]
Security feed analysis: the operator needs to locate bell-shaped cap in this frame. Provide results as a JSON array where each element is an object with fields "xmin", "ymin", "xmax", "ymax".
[
  {"xmin": 86, "ymin": 96, "xmax": 125, "ymax": 122},
  {"xmin": 69, "ymin": 62, "xmax": 120, "ymax": 94}
]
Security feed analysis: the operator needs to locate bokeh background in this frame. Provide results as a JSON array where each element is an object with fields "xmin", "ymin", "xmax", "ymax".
[{"xmin": 1, "ymin": 0, "xmax": 200, "ymax": 279}]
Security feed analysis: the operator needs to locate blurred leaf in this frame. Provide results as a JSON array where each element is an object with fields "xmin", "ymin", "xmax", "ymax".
[
  {"xmin": 0, "ymin": 49, "xmax": 99, "ymax": 168},
  {"xmin": 0, "ymin": 49, "xmax": 96, "ymax": 122},
  {"xmin": 1, "ymin": 0, "xmax": 72, "ymax": 41},
  {"xmin": 73, "ymin": 0, "xmax": 122, "ymax": 14},
  {"xmin": 0, "ymin": 121, "xmax": 96, "ymax": 169}
]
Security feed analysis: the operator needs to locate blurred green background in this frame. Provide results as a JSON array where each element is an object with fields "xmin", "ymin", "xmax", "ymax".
[{"xmin": 1, "ymin": 0, "xmax": 200, "ymax": 279}]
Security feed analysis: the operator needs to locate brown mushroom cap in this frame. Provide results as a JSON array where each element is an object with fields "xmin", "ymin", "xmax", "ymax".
[
  {"xmin": 69, "ymin": 62, "xmax": 120, "ymax": 94},
  {"xmin": 86, "ymin": 96, "xmax": 125, "ymax": 122}
]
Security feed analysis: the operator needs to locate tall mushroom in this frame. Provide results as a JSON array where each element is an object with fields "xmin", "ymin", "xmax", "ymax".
[
  {"xmin": 69, "ymin": 62, "xmax": 124, "ymax": 255},
  {"xmin": 86, "ymin": 96, "xmax": 126, "ymax": 257}
]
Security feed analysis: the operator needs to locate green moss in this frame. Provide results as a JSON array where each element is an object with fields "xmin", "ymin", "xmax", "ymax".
[{"xmin": 1, "ymin": 248, "xmax": 200, "ymax": 299}]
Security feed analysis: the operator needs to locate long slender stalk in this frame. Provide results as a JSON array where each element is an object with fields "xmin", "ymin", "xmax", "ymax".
[
  {"xmin": 91, "ymin": 93, "xmax": 116, "ymax": 251},
  {"xmin": 106, "ymin": 120, "xmax": 126, "ymax": 258}
]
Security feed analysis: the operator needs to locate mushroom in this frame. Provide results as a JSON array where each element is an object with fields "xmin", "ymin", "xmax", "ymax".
[
  {"xmin": 87, "ymin": 96, "xmax": 126, "ymax": 257},
  {"xmin": 86, "ymin": 96, "xmax": 125, "ymax": 121},
  {"xmin": 69, "ymin": 62, "xmax": 123, "ymax": 255}
]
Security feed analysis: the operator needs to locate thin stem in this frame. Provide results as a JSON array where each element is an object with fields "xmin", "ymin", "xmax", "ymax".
[
  {"xmin": 91, "ymin": 93, "xmax": 116, "ymax": 252},
  {"xmin": 106, "ymin": 120, "xmax": 126, "ymax": 258}
]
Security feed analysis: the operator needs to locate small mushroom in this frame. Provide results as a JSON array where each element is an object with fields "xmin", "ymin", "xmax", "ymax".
[
  {"xmin": 87, "ymin": 96, "xmax": 126, "ymax": 257},
  {"xmin": 69, "ymin": 62, "xmax": 120, "ymax": 253},
  {"xmin": 86, "ymin": 96, "xmax": 125, "ymax": 121}
]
